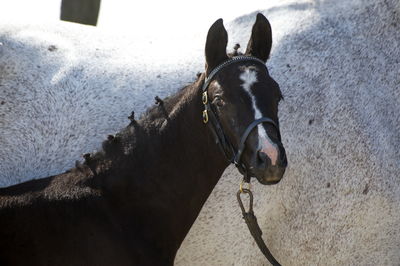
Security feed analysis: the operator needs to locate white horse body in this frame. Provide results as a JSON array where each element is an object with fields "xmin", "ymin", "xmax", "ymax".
[
  {"xmin": 177, "ymin": 0, "xmax": 400, "ymax": 265},
  {"xmin": 0, "ymin": 21, "xmax": 203, "ymax": 185},
  {"xmin": 1, "ymin": 0, "xmax": 399, "ymax": 265}
]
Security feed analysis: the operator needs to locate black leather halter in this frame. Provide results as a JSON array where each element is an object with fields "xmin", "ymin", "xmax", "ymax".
[{"xmin": 202, "ymin": 56, "xmax": 280, "ymax": 181}]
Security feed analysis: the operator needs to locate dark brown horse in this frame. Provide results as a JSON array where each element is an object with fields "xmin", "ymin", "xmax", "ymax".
[{"xmin": 0, "ymin": 13, "xmax": 286, "ymax": 266}]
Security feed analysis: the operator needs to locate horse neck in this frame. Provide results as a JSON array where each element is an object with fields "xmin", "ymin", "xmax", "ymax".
[{"xmin": 99, "ymin": 76, "xmax": 230, "ymax": 258}]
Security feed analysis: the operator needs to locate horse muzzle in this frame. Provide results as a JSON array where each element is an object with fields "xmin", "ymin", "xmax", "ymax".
[
  {"xmin": 253, "ymin": 165, "xmax": 286, "ymax": 185},
  {"xmin": 251, "ymin": 145, "xmax": 287, "ymax": 185}
]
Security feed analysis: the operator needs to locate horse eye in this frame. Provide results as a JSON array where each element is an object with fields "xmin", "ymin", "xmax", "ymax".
[{"xmin": 212, "ymin": 96, "xmax": 225, "ymax": 108}]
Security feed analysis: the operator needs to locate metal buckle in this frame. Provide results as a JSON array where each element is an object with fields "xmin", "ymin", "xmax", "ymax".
[
  {"xmin": 202, "ymin": 92, "xmax": 208, "ymax": 104},
  {"xmin": 202, "ymin": 110, "xmax": 209, "ymax": 124},
  {"xmin": 239, "ymin": 179, "xmax": 251, "ymax": 193}
]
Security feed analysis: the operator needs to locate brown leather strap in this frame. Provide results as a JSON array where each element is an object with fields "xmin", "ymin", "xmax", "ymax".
[{"xmin": 237, "ymin": 189, "xmax": 281, "ymax": 266}]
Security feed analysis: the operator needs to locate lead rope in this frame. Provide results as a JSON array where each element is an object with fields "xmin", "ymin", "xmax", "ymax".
[{"xmin": 237, "ymin": 180, "xmax": 282, "ymax": 266}]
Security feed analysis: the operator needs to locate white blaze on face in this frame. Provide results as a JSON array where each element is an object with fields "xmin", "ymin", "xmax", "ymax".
[{"xmin": 239, "ymin": 67, "xmax": 279, "ymax": 165}]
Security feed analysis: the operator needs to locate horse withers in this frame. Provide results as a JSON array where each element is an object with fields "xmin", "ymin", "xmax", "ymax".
[{"xmin": 0, "ymin": 13, "xmax": 286, "ymax": 265}]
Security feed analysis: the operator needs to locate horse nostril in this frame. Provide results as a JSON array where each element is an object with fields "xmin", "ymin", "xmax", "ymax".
[{"xmin": 257, "ymin": 151, "xmax": 268, "ymax": 163}]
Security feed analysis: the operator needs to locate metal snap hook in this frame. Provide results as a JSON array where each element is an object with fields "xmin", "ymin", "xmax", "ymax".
[
  {"xmin": 237, "ymin": 179, "xmax": 254, "ymax": 214},
  {"xmin": 237, "ymin": 188, "xmax": 254, "ymax": 215}
]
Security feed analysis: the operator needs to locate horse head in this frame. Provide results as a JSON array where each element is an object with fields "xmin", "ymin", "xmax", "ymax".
[{"xmin": 203, "ymin": 13, "xmax": 287, "ymax": 185}]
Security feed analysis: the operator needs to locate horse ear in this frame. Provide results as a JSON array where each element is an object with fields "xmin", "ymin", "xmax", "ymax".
[
  {"xmin": 205, "ymin": 18, "xmax": 228, "ymax": 74},
  {"xmin": 245, "ymin": 13, "xmax": 272, "ymax": 62}
]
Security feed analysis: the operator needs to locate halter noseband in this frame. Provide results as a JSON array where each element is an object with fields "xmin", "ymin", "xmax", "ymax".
[{"xmin": 201, "ymin": 56, "xmax": 280, "ymax": 181}]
